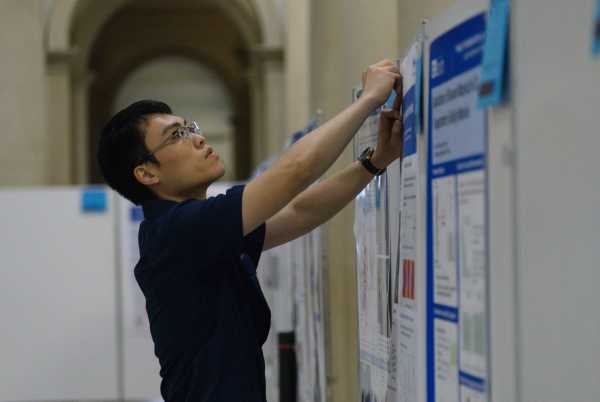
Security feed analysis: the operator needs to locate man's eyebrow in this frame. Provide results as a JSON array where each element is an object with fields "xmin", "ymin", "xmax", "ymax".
[{"xmin": 161, "ymin": 121, "xmax": 182, "ymax": 136}]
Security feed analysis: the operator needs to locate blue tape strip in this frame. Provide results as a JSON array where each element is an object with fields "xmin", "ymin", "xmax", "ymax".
[
  {"xmin": 593, "ymin": 0, "xmax": 600, "ymax": 55},
  {"xmin": 384, "ymin": 90, "xmax": 397, "ymax": 110},
  {"xmin": 81, "ymin": 188, "xmax": 107, "ymax": 213},
  {"xmin": 478, "ymin": 0, "xmax": 510, "ymax": 108}
]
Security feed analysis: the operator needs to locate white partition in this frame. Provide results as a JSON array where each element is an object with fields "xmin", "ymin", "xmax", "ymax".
[
  {"xmin": 0, "ymin": 187, "xmax": 119, "ymax": 401},
  {"xmin": 117, "ymin": 196, "xmax": 162, "ymax": 400},
  {"xmin": 511, "ymin": 1, "xmax": 600, "ymax": 401}
]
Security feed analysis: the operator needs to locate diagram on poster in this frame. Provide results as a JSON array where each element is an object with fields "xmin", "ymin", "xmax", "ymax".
[
  {"xmin": 426, "ymin": 12, "xmax": 490, "ymax": 402},
  {"xmin": 388, "ymin": 38, "xmax": 423, "ymax": 402},
  {"xmin": 353, "ymin": 88, "xmax": 394, "ymax": 402}
]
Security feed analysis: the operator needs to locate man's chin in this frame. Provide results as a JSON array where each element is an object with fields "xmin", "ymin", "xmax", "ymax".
[{"xmin": 216, "ymin": 162, "xmax": 226, "ymax": 179}]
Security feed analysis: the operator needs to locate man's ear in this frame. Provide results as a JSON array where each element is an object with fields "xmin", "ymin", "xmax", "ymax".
[{"xmin": 133, "ymin": 164, "xmax": 160, "ymax": 187}]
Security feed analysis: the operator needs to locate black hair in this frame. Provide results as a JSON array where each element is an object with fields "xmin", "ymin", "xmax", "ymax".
[{"xmin": 97, "ymin": 100, "xmax": 172, "ymax": 205}]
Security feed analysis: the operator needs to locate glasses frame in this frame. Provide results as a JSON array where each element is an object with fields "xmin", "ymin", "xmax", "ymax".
[{"xmin": 142, "ymin": 120, "xmax": 202, "ymax": 162}]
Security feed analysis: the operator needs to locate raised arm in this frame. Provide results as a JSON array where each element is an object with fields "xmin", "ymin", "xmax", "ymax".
[
  {"xmin": 241, "ymin": 60, "xmax": 400, "ymax": 235},
  {"xmin": 262, "ymin": 94, "xmax": 404, "ymax": 250}
]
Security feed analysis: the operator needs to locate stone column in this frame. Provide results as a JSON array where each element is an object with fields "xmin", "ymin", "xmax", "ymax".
[
  {"xmin": 46, "ymin": 51, "xmax": 75, "ymax": 184},
  {"xmin": 251, "ymin": 45, "xmax": 285, "ymax": 166},
  {"xmin": 285, "ymin": 0, "xmax": 311, "ymax": 135},
  {"xmin": 0, "ymin": 0, "xmax": 48, "ymax": 185}
]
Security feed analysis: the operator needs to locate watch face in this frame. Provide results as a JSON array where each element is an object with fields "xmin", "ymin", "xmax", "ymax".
[{"xmin": 360, "ymin": 147, "xmax": 373, "ymax": 160}]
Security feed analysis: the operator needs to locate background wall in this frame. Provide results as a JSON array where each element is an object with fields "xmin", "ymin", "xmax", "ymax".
[{"xmin": 0, "ymin": 1, "xmax": 48, "ymax": 185}]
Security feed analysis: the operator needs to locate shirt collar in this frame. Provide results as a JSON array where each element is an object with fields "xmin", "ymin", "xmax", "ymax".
[{"xmin": 142, "ymin": 198, "xmax": 179, "ymax": 220}]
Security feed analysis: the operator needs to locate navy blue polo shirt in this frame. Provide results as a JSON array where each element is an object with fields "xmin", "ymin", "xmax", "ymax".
[{"xmin": 135, "ymin": 185, "xmax": 271, "ymax": 402}]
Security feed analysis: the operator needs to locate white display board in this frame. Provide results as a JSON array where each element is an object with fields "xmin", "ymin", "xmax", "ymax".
[
  {"xmin": 292, "ymin": 227, "xmax": 327, "ymax": 402},
  {"xmin": 0, "ymin": 187, "xmax": 119, "ymax": 401},
  {"xmin": 256, "ymin": 247, "xmax": 282, "ymax": 402},
  {"xmin": 117, "ymin": 196, "xmax": 161, "ymax": 400},
  {"xmin": 511, "ymin": 0, "xmax": 600, "ymax": 401}
]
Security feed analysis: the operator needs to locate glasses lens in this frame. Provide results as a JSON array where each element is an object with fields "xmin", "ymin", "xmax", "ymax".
[{"xmin": 189, "ymin": 121, "xmax": 200, "ymax": 134}]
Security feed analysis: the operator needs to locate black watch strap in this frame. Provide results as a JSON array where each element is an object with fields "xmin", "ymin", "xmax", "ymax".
[{"xmin": 358, "ymin": 147, "xmax": 386, "ymax": 176}]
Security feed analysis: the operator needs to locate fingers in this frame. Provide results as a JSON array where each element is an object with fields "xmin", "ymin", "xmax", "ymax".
[
  {"xmin": 362, "ymin": 60, "xmax": 402, "ymax": 106},
  {"xmin": 387, "ymin": 72, "xmax": 401, "ymax": 80},
  {"xmin": 381, "ymin": 65, "xmax": 400, "ymax": 75},
  {"xmin": 391, "ymin": 118, "xmax": 403, "ymax": 134},
  {"xmin": 380, "ymin": 109, "xmax": 401, "ymax": 120},
  {"xmin": 391, "ymin": 87, "xmax": 403, "ymax": 110},
  {"xmin": 364, "ymin": 63, "xmax": 400, "ymax": 78},
  {"xmin": 379, "ymin": 108, "xmax": 402, "ymax": 137},
  {"xmin": 374, "ymin": 59, "xmax": 394, "ymax": 68}
]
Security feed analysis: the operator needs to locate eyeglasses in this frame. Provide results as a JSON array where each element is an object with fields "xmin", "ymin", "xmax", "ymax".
[{"xmin": 143, "ymin": 120, "xmax": 202, "ymax": 162}]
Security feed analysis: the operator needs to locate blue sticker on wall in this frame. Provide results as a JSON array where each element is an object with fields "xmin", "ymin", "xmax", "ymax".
[
  {"xmin": 478, "ymin": 0, "xmax": 510, "ymax": 107},
  {"xmin": 594, "ymin": 0, "xmax": 600, "ymax": 56},
  {"xmin": 81, "ymin": 188, "xmax": 107, "ymax": 213}
]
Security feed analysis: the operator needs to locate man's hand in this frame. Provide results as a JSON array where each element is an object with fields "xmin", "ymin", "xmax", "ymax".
[
  {"xmin": 361, "ymin": 59, "xmax": 401, "ymax": 107},
  {"xmin": 372, "ymin": 80, "xmax": 403, "ymax": 169}
]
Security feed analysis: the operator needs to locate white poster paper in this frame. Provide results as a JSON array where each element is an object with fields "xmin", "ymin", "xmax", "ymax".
[
  {"xmin": 354, "ymin": 88, "xmax": 394, "ymax": 402},
  {"xmin": 388, "ymin": 39, "xmax": 424, "ymax": 402}
]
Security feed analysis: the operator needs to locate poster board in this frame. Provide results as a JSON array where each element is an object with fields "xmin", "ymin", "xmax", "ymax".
[
  {"xmin": 424, "ymin": 2, "xmax": 491, "ymax": 401},
  {"xmin": 0, "ymin": 187, "xmax": 119, "ymax": 401},
  {"xmin": 387, "ymin": 37, "xmax": 426, "ymax": 402},
  {"xmin": 510, "ymin": 0, "xmax": 600, "ymax": 401},
  {"xmin": 353, "ymin": 89, "xmax": 395, "ymax": 402},
  {"xmin": 292, "ymin": 227, "xmax": 328, "ymax": 402}
]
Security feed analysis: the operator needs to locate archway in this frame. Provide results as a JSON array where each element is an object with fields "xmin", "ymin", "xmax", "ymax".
[
  {"xmin": 45, "ymin": 0, "xmax": 284, "ymax": 184},
  {"xmin": 86, "ymin": 0, "xmax": 255, "ymax": 182},
  {"xmin": 113, "ymin": 56, "xmax": 237, "ymax": 180}
]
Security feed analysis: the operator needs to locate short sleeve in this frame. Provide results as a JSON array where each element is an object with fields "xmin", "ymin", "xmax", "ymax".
[
  {"xmin": 170, "ymin": 185, "xmax": 245, "ymax": 258},
  {"xmin": 242, "ymin": 222, "xmax": 266, "ymax": 267}
]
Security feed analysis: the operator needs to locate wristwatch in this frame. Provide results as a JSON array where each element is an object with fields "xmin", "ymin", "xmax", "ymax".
[{"xmin": 358, "ymin": 147, "xmax": 386, "ymax": 176}]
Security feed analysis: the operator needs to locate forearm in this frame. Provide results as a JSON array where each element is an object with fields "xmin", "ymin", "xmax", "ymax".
[
  {"xmin": 290, "ymin": 160, "xmax": 376, "ymax": 231},
  {"xmin": 279, "ymin": 95, "xmax": 379, "ymax": 186}
]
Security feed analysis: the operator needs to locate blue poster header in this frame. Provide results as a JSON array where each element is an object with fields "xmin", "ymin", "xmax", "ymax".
[
  {"xmin": 429, "ymin": 14, "xmax": 486, "ymax": 88},
  {"xmin": 402, "ymin": 85, "xmax": 417, "ymax": 157}
]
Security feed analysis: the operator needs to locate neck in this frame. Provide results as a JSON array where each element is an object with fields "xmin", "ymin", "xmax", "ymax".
[{"xmin": 156, "ymin": 185, "xmax": 208, "ymax": 203}]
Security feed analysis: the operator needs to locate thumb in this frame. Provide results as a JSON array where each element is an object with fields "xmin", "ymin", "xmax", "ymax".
[{"xmin": 378, "ymin": 109, "xmax": 395, "ymax": 133}]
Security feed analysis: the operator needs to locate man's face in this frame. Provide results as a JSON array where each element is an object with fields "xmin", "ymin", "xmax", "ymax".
[{"xmin": 141, "ymin": 113, "xmax": 225, "ymax": 198}]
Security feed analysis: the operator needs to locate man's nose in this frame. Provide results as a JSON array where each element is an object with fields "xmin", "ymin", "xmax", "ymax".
[{"xmin": 192, "ymin": 134, "xmax": 205, "ymax": 148}]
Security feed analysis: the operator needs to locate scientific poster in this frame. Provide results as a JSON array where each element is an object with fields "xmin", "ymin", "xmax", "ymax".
[
  {"xmin": 388, "ymin": 38, "xmax": 423, "ymax": 402},
  {"xmin": 354, "ymin": 89, "xmax": 394, "ymax": 402},
  {"xmin": 426, "ymin": 12, "xmax": 490, "ymax": 402}
]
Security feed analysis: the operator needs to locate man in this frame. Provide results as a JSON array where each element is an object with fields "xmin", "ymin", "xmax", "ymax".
[{"xmin": 97, "ymin": 59, "xmax": 403, "ymax": 402}]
